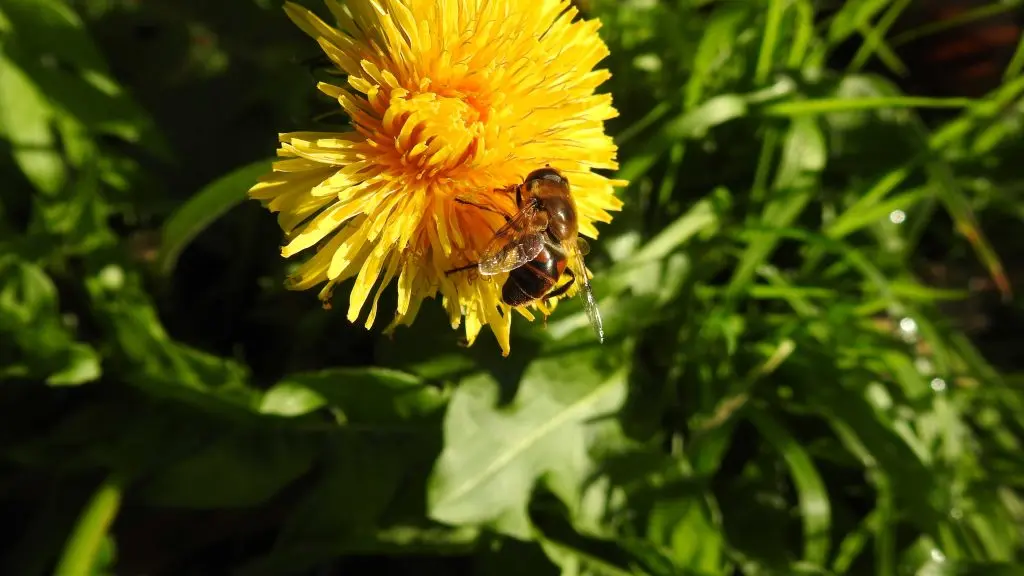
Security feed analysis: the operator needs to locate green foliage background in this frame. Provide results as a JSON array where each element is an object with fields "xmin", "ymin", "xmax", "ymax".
[{"xmin": 3, "ymin": 0, "xmax": 1024, "ymax": 574}]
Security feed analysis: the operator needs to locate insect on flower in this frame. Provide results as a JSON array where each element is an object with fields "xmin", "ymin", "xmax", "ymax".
[
  {"xmin": 446, "ymin": 167, "xmax": 604, "ymax": 342},
  {"xmin": 248, "ymin": 0, "xmax": 625, "ymax": 356}
]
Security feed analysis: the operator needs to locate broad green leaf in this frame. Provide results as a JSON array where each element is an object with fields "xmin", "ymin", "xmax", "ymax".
[
  {"xmin": 276, "ymin": 439, "xmax": 407, "ymax": 539},
  {"xmin": 138, "ymin": 428, "xmax": 316, "ymax": 508},
  {"xmin": 238, "ymin": 525, "xmax": 480, "ymax": 576},
  {"xmin": 0, "ymin": 52, "xmax": 64, "ymax": 194},
  {"xmin": 474, "ymin": 539, "xmax": 560, "ymax": 576},
  {"xmin": 258, "ymin": 382, "xmax": 327, "ymax": 417},
  {"xmin": 260, "ymin": 367, "xmax": 446, "ymax": 424},
  {"xmin": 428, "ymin": 349, "xmax": 628, "ymax": 539},
  {"xmin": 0, "ymin": 255, "xmax": 58, "ymax": 322},
  {"xmin": 266, "ymin": 430, "xmax": 441, "ymax": 573},
  {"xmin": 84, "ymin": 263, "xmax": 258, "ymax": 411},
  {"xmin": 45, "ymin": 344, "xmax": 102, "ymax": 387},
  {"xmin": 0, "ymin": 0, "xmax": 168, "ymax": 157},
  {"xmin": 159, "ymin": 159, "xmax": 273, "ymax": 275},
  {"xmin": 0, "ymin": 0, "xmax": 111, "ymax": 75},
  {"xmin": 0, "ymin": 255, "xmax": 101, "ymax": 386},
  {"xmin": 540, "ymin": 537, "xmax": 636, "ymax": 576},
  {"xmin": 646, "ymin": 497, "xmax": 724, "ymax": 573}
]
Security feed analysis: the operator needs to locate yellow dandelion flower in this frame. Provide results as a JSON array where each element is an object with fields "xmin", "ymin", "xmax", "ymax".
[{"xmin": 249, "ymin": 0, "xmax": 624, "ymax": 355}]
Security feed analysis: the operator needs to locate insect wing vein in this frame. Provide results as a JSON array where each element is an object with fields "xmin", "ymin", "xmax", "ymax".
[
  {"xmin": 575, "ymin": 250, "xmax": 604, "ymax": 342},
  {"xmin": 478, "ymin": 204, "xmax": 544, "ymax": 276}
]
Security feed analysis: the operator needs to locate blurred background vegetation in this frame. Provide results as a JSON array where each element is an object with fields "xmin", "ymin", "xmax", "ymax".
[{"xmin": 2, "ymin": 0, "xmax": 1024, "ymax": 574}]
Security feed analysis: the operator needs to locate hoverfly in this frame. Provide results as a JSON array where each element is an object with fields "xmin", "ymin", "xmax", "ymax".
[{"xmin": 446, "ymin": 167, "xmax": 604, "ymax": 342}]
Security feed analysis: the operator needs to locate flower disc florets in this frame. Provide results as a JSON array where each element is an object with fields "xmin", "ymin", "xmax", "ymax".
[{"xmin": 250, "ymin": 0, "xmax": 624, "ymax": 355}]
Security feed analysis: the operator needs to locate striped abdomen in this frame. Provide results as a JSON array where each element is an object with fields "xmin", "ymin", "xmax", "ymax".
[{"xmin": 501, "ymin": 243, "xmax": 568, "ymax": 306}]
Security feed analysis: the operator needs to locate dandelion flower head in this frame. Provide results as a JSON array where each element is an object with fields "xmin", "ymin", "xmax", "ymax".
[{"xmin": 250, "ymin": 0, "xmax": 624, "ymax": 355}]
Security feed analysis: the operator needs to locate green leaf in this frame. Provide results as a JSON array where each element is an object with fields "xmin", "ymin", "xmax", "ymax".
[
  {"xmin": 0, "ymin": 254, "xmax": 101, "ymax": 386},
  {"xmin": 646, "ymin": 497, "xmax": 724, "ymax": 573},
  {"xmin": 84, "ymin": 263, "xmax": 258, "ymax": 411},
  {"xmin": 45, "ymin": 343, "xmax": 102, "ymax": 387},
  {"xmin": 261, "ymin": 367, "xmax": 446, "ymax": 423},
  {"xmin": 239, "ymin": 525, "xmax": 480, "ymax": 576},
  {"xmin": 540, "ymin": 537, "xmax": 636, "ymax": 576},
  {"xmin": 138, "ymin": 428, "xmax": 317, "ymax": 508},
  {"xmin": 267, "ymin": 429, "xmax": 440, "ymax": 572},
  {"xmin": 427, "ymin": 349, "xmax": 629, "ymax": 538},
  {"xmin": 0, "ymin": 0, "xmax": 168, "ymax": 157},
  {"xmin": 0, "ymin": 254, "xmax": 58, "ymax": 321},
  {"xmin": 475, "ymin": 539, "xmax": 560, "ymax": 576},
  {"xmin": 0, "ymin": 51, "xmax": 64, "ymax": 194},
  {"xmin": 159, "ymin": 159, "xmax": 273, "ymax": 275},
  {"xmin": 0, "ymin": 0, "xmax": 111, "ymax": 75},
  {"xmin": 258, "ymin": 382, "xmax": 327, "ymax": 417}
]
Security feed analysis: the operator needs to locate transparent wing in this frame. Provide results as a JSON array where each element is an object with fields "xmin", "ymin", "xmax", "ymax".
[
  {"xmin": 478, "ymin": 233, "xmax": 544, "ymax": 275},
  {"xmin": 477, "ymin": 204, "xmax": 545, "ymax": 276},
  {"xmin": 574, "ymin": 249, "xmax": 604, "ymax": 343}
]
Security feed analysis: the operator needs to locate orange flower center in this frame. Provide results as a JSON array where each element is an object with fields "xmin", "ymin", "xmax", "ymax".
[{"xmin": 383, "ymin": 90, "xmax": 486, "ymax": 181}]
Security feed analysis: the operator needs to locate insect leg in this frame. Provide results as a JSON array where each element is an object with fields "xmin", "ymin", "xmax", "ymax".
[
  {"xmin": 444, "ymin": 262, "xmax": 479, "ymax": 276},
  {"xmin": 454, "ymin": 197, "xmax": 511, "ymax": 223}
]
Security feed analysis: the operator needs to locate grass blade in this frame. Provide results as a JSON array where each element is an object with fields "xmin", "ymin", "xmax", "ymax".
[
  {"xmin": 749, "ymin": 409, "xmax": 832, "ymax": 566},
  {"xmin": 158, "ymin": 159, "xmax": 272, "ymax": 275},
  {"xmin": 54, "ymin": 475, "xmax": 123, "ymax": 576},
  {"xmin": 754, "ymin": 0, "xmax": 786, "ymax": 85}
]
